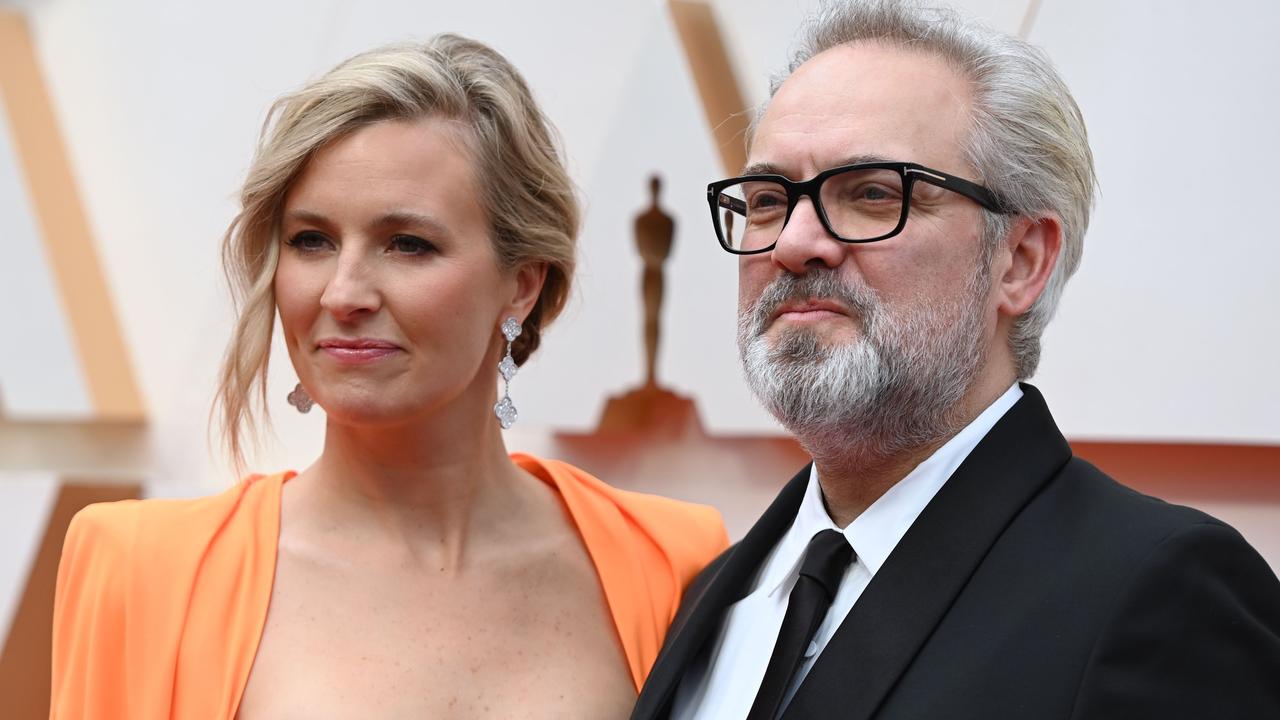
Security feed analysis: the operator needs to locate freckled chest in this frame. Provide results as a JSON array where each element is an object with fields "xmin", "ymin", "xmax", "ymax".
[{"xmin": 236, "ymin": 526, "xmax": 636, "ymax": 719}]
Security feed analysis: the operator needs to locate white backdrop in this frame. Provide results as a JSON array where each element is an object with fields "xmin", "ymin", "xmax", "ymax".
[{"xmin": 5, "ymin": 0, "xmax": 1278, "ymax": 490}]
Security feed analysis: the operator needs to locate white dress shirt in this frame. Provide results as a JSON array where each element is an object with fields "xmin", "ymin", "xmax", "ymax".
[{"xmin": 671, "ymin": 383, "xmax": 1023, "ymax": 720}]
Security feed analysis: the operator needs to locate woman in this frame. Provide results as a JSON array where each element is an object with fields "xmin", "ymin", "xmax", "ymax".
[{"xmin": 51, "ymin": 35, "xmax": 727, "ymax": 718}]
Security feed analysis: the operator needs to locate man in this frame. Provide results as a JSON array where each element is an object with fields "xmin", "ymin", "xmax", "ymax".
[{"xmin": 632, "ymin": 2, "xmax": 1280, "ymax": 719}]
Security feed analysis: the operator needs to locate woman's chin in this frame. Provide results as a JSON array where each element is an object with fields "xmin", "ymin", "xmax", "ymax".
[{"xmin": 315, "ymin": 397, "xmax": 430, "ymax": 428}]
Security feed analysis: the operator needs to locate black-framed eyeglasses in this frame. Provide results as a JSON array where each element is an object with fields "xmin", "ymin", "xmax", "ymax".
[{"xmin": 707, "ymin": 161, "xmax": 1011, "ymax": 255}]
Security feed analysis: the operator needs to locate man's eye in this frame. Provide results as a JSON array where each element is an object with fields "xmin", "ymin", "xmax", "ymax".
[
  {"xmin": 852, "ymin": 184, "xmax": 898, "ymax": 202},
  {"xmin": 390, "ymin": 235, "xmax": 437, "ymax": 255},
  {"xmin": 285, "ymin": 231, "xmax": 331, "ymax": 252},
  {"xmin": 747, "ymin": 192, "xmax": 787, "ymax": 211}
]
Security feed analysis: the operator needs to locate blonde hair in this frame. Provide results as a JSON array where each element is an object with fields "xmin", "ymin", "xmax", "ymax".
[{"xmin": 215, "ymin": 34, "xmax": 579, "ymax": 469}]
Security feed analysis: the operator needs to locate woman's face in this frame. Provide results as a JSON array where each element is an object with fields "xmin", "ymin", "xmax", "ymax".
[{"xmin": 275, "ymin": 117, "xmax": 537, "ymax": 426}]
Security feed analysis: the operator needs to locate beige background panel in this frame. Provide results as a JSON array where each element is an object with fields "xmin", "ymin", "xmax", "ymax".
[
  {"xmin": 1026, "ymin": 0, "xmax": 1280, "ymax": 440},
  {"xmin": 579, "ymin": 437, "xmax": 1280, "ymax": 571},
  {"xmin": 0, "ymin": 417, "xmax": 149, "ymax": 478},
  {"xmin": 669, "ymin": 0, "xmax": 750, "ymax": 175},
  {"xmin": 545, "ymin": 2, "xmax": 739, "ymax": 435},
  {"xmin": 0, "ymin": 11, "xmax": 143, "ymax": 422},
  {"xmin": 0, "ymin": 473, "xmax": 60, "ymax": 645},
  {"xmin": 0, "ymin": 89, "xmax": 93, "ymax": 418},
  {"xmin": 0, "ymin": 481, "xmax": 141, "ymax": 720},
  {"xmin": 0, "ymin": 1, "xmax": 1275, "ymax": 713},
  {"xmin": 7, "ymin": 0, "xmax": 1272, "ymax": 478},
  {"xmin": 1018, "ymin": 0, "xmax": 1043, "ymax": 37}
]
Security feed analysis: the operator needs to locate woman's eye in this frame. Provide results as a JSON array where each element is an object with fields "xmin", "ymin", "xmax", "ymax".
[
  {"xmin": 286, "ymin": 231, "xmax": 331, "ymax": 252},
  {"xmin": 390, "ymin": 235, "xmax": 437, "ymax": 256}
]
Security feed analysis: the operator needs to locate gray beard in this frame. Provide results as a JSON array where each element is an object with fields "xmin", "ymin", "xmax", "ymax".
[{"xmin": 737, "ymin": 267, "xmax": 990, "ymax": 467}]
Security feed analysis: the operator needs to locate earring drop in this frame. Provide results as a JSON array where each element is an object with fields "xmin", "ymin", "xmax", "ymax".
[
  {"xmin": 287, "ymin": 382, "xmax": 313, "ymax": 414},
  {"xmin": 493, "ymin": 317, "xmax": 522, "ymax": 429}
]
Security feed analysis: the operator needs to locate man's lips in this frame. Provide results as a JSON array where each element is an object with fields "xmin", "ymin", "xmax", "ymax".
[
  {"xmin": 316, "ymin": 338, "xmax": 402, "ymax": 363},
  {"xmin": 770, "ymin": 300, "xmax": 851, "ymax": 323}
]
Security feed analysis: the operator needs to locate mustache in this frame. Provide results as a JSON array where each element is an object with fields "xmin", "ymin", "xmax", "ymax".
[{"xmin": 745, "ymin": 270, "xmax": 881, "ymax": 336}]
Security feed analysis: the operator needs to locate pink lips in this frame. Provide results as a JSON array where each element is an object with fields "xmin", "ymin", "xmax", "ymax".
[{"xmin": 317, "ymin": 338, "xmax": 401, "ymax": 364}]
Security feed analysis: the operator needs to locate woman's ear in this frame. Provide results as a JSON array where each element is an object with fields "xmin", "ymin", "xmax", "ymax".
[
  {"xmin": 996, "ymin": 214, "xmax": 1062, "ymax": 318},
  {"xmin": 506, "ymin": 261, "xmax": 548, "ymax": 320}
]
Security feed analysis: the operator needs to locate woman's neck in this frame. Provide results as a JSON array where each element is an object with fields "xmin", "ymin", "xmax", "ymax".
[{"xmin": 291, "ymin": 397, "xmax": 537, "ymax": 572}]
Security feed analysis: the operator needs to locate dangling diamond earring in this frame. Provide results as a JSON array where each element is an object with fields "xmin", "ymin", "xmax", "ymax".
[
  {"xmin": 287, "ymin": 382, "xmax": 313, "ymax": 413},
  {"xmin": 493, "ymin": 317, "xmax": 522, "ymax": 429}
]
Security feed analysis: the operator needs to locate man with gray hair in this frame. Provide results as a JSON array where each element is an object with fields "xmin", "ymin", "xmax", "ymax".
[{"xmin": 632, "ymin": 1, "xmax": 1280, "ymax": 718}]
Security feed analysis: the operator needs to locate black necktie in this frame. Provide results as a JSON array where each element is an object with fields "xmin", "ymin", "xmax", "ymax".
[{"xmin": 746, "ymin": 529, "xmax": 855, "ymax": 720}]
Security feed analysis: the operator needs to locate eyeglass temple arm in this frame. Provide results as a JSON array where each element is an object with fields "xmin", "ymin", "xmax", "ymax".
[
  {"xmin": 906, "ymin": 166, "xmax": 1011, "ymax": 214},
  {"xmin": 717, "ymin": 193, "xmax": 747, "ymax": 215}
]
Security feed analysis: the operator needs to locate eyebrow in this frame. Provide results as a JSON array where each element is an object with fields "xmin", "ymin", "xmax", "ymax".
[
  {"xmin": 284, "ymin": 209, "xmax": 452, "ymax": 238},
  {"xmin": 739, "ymin": 153, "xmax": 895, "ymax": 179},
  {"xmin": 283, "ymin": 209, "xmax": 331, "ymax": 229},
  {"xmin": 372, "ymin": 211, "xmax": 452, "ymax": 237}
]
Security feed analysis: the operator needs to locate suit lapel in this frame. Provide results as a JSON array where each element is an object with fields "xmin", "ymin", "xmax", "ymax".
[
  {"xmin": 784, "ymin": 384, "xmax": 1072, "ymax": 720},
  {"xmin": 631, "ymin": 465, "xmax": 812, "ymax": 720}
]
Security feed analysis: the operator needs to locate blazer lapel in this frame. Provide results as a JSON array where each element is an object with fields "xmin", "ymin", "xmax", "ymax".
[
  {"xmin": 784, "ymin": 384, "xmax": 1072, "ymax": 720},
  {"xmin": 631, "ymin": 465, "xmax": 812, "ymax": 720}
]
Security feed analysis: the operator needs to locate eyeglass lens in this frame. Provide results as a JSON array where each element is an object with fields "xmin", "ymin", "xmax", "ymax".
[{"xmin": 716, "ymin": 167, "xmax": 907, "ymax": 252}]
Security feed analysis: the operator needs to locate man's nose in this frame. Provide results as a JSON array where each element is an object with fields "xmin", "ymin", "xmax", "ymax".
[
  {"xmin": 770, "ymin": 196, "xmax": 847, "ymax": 273},
  {"xmin": 319, "ymin": 249, "xmax": 381, "ymax": 321}
]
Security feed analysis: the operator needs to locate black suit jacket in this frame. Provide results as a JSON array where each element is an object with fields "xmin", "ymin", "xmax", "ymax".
[{"xmin": 632, "ymin": 385, "xmax": 1280, "ymax": 719}]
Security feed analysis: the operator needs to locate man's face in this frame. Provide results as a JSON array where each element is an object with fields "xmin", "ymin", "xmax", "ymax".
[{"xmin": 738, "ymin": 42, "xmax": 998, "ymax": 452}]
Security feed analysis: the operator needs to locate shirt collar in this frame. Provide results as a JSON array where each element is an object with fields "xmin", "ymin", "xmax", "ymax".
[
  {"xmin": 759, "ymin": 383, "xmax": 1023, "ymax": 598},
  {"xmin": 760, "ymin": 474, "xmax": 841, "ymax": 598}
]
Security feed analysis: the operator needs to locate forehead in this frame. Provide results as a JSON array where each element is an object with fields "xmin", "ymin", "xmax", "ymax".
[
  {"xmin": 285, "ymin": 117, "xmax": 480, "ymax": 210},
  {"xmin": 751, "ymin": 42, "xmax": 974, "ymax": 177}
]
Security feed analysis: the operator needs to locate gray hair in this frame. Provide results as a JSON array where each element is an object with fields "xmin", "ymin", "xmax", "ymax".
[{"xmin": 763, "ymin": 0, "xmax": 1096, "ymax": 378}]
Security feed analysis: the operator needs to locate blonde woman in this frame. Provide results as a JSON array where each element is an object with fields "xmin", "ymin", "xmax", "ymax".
[{"xmin": 51, "ymin": 35, "xmax": 727, "ymax": 719}]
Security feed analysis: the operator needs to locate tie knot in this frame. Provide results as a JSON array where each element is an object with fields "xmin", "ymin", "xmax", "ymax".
[{"xmin": 799, "ymin": 529, "xmax": 854, "ymax": 598}]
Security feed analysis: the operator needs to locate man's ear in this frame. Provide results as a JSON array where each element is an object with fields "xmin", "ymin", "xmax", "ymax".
[
  {"xmin": 506, "ymin": 262, "xmax": 548, "ymax": 320},
  {"xmin": 996, "ymin": 214, "xmax": 1062, "ymax": 318}
]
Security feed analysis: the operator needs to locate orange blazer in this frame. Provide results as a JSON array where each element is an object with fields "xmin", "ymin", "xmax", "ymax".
[{"xmin": 50, "ymin": 454, "xmax": 728, "ymax": 719}]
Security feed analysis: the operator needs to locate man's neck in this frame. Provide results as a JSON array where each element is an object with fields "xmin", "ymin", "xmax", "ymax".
[
  {"xmin": 810, "ymin": 439, "xmax": 946, "ymax": 527},
  {"xmin": 809, "ymin": 375, "xmax": 1017, "ymax": 527}
]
